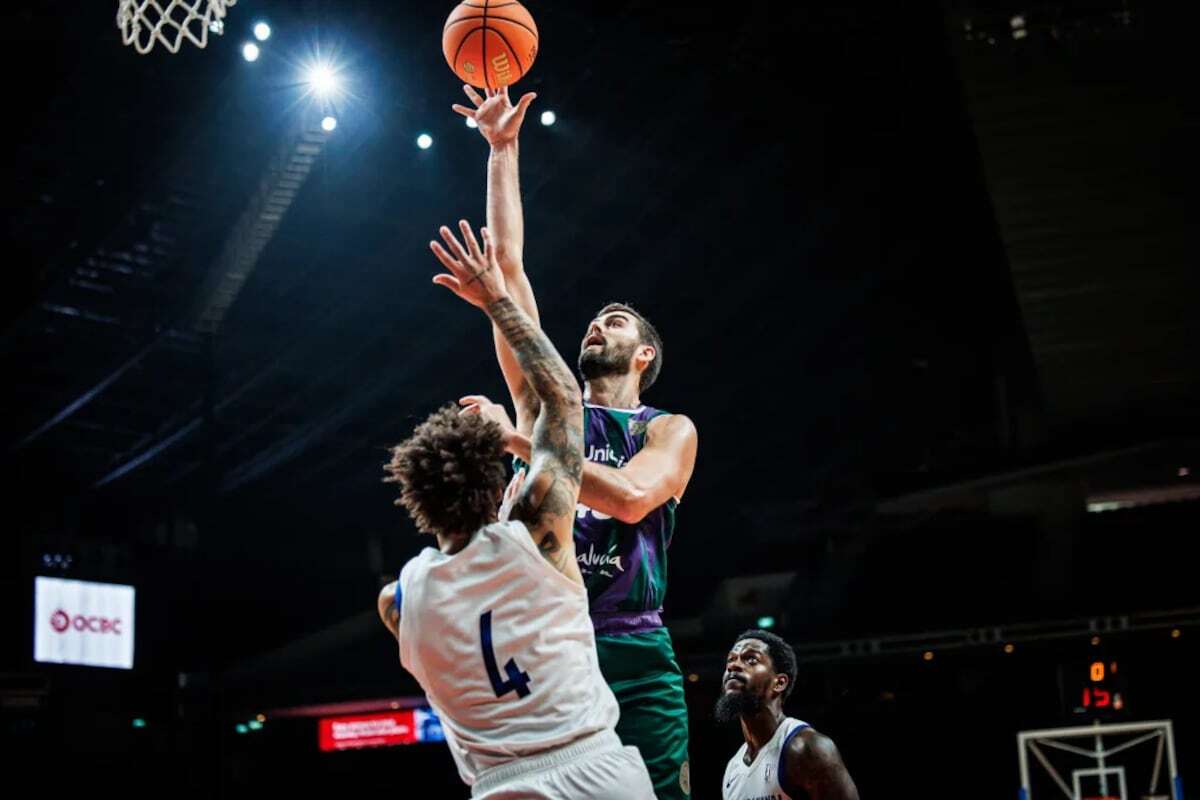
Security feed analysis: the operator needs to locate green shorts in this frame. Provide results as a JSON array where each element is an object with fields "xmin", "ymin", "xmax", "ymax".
[{"xmin": 595, "ymin": 627, "xmax": 691, "ymax": 800}]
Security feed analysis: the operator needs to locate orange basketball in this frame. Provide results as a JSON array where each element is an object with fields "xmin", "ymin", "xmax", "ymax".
[{"xmin": 442, "ymin": 1, "xmax": 539, "ymax": 89}]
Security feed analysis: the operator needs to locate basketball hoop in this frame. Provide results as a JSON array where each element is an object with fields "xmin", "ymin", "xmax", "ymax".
[
  {"xmin": 1018, "ymin": 720, "xmax": 1184, "ymax": 800},
  {"xmin": 117, "ymin": 0, "xmax": 237, "ymax": 55}
]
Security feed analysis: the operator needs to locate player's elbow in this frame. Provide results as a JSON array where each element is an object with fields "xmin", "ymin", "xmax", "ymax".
[{"xmin": 613, "ymin": 487, "xmax": 652, "ymax": 524}]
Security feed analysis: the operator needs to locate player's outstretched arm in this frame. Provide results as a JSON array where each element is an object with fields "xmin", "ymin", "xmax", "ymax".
[
  {"xmin": 452, "ymin": 85, "xmax": 543, "ymax": 437},
  {"xmin": 429, "ymin": 221, "xmax": 583, "ymax": 575},
  {"xmin": 485, "ymin": 296, "xmax": 583, "ymax": 575},
  {"xmin": 460, "ymin": 395, "xmax": 697, "ymax": 524},
  {"xmin": 783, "ymin": 728, "xmax": 860, "ymax": 800},
  {"xmin": 452, "ymin": 85, "xmax": 536, "ymax": 268}
]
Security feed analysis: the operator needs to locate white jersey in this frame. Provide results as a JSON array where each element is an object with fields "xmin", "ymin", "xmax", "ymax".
[
  {"xmin": 722, "ymin": 717, "xmax": 810, "ymax": 800},
  {"xmin": 396, "ymin": 519, "xmax": 620, "ymax": 785}
]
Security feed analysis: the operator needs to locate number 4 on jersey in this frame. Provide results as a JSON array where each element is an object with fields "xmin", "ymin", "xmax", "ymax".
[{"xmin": 480, "ymin": 610, "xmax": 532, "ymax": 698}]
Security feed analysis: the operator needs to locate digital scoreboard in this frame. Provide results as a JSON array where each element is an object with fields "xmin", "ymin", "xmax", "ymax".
[{"xmin": 1061, "ymin": 658, "xmax": 1129, "ymax": 719}]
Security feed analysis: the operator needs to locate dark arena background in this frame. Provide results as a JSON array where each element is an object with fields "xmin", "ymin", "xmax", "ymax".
[{"xmin": 3, "ymin": 1, "xmax": 1197, "ymax": 798}]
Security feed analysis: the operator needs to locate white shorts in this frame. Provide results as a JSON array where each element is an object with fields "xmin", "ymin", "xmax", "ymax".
[{"xmin": 471, "ymin": 729, "xmax": 655, "ymax": 800}]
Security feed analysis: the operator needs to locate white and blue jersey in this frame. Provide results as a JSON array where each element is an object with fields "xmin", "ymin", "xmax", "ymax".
[
  {"xmin": 722, "ymin": 717, "xmax": 811, "ymax": 800},
  {"xmin": 394, "ymin": 519, "xmax": 620, "ymax": 787}
]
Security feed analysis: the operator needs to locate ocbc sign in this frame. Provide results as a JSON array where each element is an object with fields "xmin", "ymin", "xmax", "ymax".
[{"xmin": 50, "ymin": 608, "xmax": 122, "ymax": 635}]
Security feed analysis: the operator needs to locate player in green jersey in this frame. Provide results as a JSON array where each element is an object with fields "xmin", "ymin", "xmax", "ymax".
[{"xmin": 433, "ymin": 85, "xmax": 699, "ymax": 800}]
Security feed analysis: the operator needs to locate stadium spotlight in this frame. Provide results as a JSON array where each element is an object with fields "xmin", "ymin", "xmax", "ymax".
[{"xmin": 306, "ymin": 63, "xmax": 341, "ymax": 97}]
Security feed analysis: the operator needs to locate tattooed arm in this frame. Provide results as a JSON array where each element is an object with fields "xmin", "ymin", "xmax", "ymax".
[
  {"xmin": 487, "ymin": 296, "xmax": 584, "ymax": 579},
  {"xmin": 462, "ymin": 405, "xmax": 698, "ymax": 524},
  {"xmin": 429, "ymin": 221, "xmax": 584, "ymax": 581}
]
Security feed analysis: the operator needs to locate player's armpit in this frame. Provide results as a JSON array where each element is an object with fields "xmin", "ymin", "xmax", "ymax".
[
  {"xmin": 508, "ymin": 462, "xmax": 580, "ymax": 575},
  {"xmin": 507, "ymin": 400, "xmax": 583, "ymax": 581}
]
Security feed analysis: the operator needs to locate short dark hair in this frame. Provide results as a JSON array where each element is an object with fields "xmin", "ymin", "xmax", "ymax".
[
  {"xmin": 735, "ymin": 628, "xmax": 799, "ymax": 702},
  {"xmin": 596, "ymin": 302, "xmax": 663, "ymax": 393},
  {"xmin": 383, "ymin": 404, "xmax": 507, "ymax": 538}
]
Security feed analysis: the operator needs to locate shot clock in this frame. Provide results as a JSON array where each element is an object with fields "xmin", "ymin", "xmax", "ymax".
[{"xmin": 1060, "ymin": 657, "xmax": 1129, "ymax": 719}]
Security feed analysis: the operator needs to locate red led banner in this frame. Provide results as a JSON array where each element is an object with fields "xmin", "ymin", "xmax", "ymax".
[{"xmin": 318, "ymin": 711, "xmax": 418, "ymax": 751}]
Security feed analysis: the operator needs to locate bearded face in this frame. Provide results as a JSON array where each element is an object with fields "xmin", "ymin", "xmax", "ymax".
[
  {"xmin": 578, "ymin": 310, "xmax": 645, "ymax": 384},
  {"xmin": 578, "ymin": 335, "xmax": 638, "ymax": 381},
  {"xmin": 714, "ymin": 684, "xmax": 765, "ymax": 723},
  {"xmin": 716, "ymin": 637, "xmax": 788, "ymax": 723}
]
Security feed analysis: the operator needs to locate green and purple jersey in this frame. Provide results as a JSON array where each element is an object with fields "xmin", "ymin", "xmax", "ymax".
[
  {"xmin": 515, "ymin": 402, "xmax": 678, "ymax": 633},
  {"xmin": 574, "ymin": 402, "xmax": 677, "ymax": 635},
  {"xmin": 518, "ymin": 401, "xmax": 690, "ymax": 797}
]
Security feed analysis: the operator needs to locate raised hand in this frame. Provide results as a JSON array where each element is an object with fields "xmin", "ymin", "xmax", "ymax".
[
  {"xmin": 452, "ymin": 85, "xmax": 536, "ymax": 147},
  {"xmin": 429, "ymin": 220, "xmax": 508, "ymax": 310}
]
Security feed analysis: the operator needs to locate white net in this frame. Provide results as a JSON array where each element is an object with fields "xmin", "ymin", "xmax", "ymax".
[{"xmin": 116, "ymin": 0, "xmax": 237, "ymax": 55}]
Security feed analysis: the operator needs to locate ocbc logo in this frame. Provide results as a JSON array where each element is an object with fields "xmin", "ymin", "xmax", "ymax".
[{"xmin": 50, "ymin": 608, "xmax": 122, "ymax": 635}]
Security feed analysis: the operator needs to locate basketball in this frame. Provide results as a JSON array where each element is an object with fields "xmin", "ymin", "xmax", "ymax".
[{"xmin": 442, "ymin": 1, "xmax": 539, "ymax": 89}]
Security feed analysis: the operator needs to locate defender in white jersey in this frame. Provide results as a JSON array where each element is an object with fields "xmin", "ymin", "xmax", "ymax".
[
  {"xmin": 377, "ymin": 220, "xmax": 654, "ymax": 799},
  {"xmin": 717, "ymin": 630, "xmax": 859, "ymax": 800}
]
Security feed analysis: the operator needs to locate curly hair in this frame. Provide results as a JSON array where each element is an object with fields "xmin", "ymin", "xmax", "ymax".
[
  {"xmin": 596, "ymin": 302, "xmax": 664, "ymax": 393},
  {"xmin": 383, "ymin": 404, "xmax": 508, "ymax": 538}
]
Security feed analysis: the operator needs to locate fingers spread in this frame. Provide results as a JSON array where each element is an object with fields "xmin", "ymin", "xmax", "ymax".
[
  {"xmin": 459, "ymin": 219, "xmax": 482, "ymax": 258},
  {"xmin": 432, "ymin": 273, "xmax": 464, "ymax": 295},
  {"xmin": 429, "ymin": 241, "xmax": 462, "ymax": 273},
  {"xmin": 463, "ymin": 84, "xmax": 484, "ymax": 106},
  {"xmin": 438, "ymin": 226, "xmax": 468, "ymax": 260}
]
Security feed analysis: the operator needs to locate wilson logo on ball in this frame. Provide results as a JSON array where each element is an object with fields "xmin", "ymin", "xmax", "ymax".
[{"xmin": 491, "ymin": 53, "xmax": 513, "ymax": 85}]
